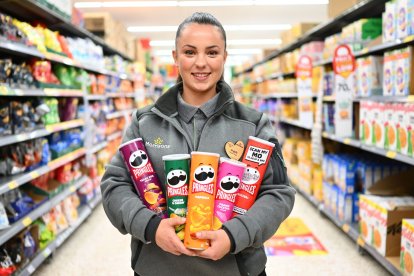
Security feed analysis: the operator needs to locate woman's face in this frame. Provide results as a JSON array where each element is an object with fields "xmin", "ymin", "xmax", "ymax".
[{"xmin": 173, "ymin": 23, "xmax": 227, "ymax": 99}]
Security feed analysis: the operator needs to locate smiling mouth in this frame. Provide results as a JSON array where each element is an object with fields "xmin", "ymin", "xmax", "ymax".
[{"xmin": 192, "ymin": 73, "xmax": 210, "ymax": 80}]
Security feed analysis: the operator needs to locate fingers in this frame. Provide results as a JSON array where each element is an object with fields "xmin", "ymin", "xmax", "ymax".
[
  {"xmin": 168, "ymin": 217, "xmax": 186, "ymax": 226},
  {"xmin": 195, "ymin": 231, "xmax": 216, "ymax": 240}
]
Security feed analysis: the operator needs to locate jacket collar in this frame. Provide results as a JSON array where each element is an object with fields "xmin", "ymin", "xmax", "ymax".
[{"xmin": 154, "ymin": 80, "xmax": 234, "ymax": 116}]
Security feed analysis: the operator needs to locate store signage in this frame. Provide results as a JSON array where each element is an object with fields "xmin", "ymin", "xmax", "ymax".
[
  {"xmin": 333, "ymin": 45, "xmax": 355, "ymax": 138},
  {"xmin": 296, "ymin": 55, "xmax": 313, "ymax": 128}
]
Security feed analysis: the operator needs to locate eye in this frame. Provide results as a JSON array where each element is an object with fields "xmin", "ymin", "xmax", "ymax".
[
  {"xmin": 207, "ymin": 50, "xmax": 218, "ymax": 57},
  {"xmin": 184, "ymin": 49, "xmax": 195, "ymax": 56}
]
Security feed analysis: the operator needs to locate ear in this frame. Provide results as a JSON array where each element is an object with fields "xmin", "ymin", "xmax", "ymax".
[
  {"xmin": 223, "ymin": 50, "xmax": 228, "ymax": 63},
  {"xmin": 172, "ymin": 50, "xmax": 178, "ymax": 66}
]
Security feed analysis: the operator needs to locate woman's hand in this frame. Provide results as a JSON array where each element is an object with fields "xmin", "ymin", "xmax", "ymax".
[
  {"xmin": 193, "ymin": 229, "xmax": 231, "ymax": 260},
  {"xmin": 155, "ymin": 217, "xmax": 195, "ymax": 256}
]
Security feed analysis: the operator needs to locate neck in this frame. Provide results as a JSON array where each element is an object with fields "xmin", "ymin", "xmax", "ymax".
[{"xmin": 182, "ymin": 85, "xmax": 217, "ymax": 107}]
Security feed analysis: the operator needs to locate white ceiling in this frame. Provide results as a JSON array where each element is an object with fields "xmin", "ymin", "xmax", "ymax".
[{"xmin": 74, "ymin": 1, "xmax": 328, "ymax": 64}]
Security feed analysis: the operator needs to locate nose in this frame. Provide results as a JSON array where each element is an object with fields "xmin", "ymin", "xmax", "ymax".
[{"xmin": 194, "ymin": 53, "xmax": 207, "ymax": 67}]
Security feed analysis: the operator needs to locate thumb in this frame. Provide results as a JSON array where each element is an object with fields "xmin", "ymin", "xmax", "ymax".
[
  {"xmin": 195, "ymin": 231, "xmax": 215, "ymax": 240},
  {"xmin": 168, "ymin": 216, "xmax": 186, "ymax": 226}
]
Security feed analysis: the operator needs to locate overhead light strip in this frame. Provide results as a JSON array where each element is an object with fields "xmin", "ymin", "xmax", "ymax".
[
  {"xmin": 128, "ymin": 24, "xmax": 291, "ymax": 32},
  {"xmin": 75, "ymin": 0, "xmax": 328, "ymax": 8},
  {"xmin": 150, "ymin": 39, "xmax": 281, "ymax": 47}
]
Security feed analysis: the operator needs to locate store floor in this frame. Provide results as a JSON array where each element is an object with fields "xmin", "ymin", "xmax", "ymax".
[{"xmin": 34, "ymin": 194, "xmax": 389, "ymax": 276}]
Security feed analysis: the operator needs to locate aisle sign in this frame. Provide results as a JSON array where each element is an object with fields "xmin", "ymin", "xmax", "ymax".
[
  {"xmin": 333, "ymin": 45, "xmax": 355, "ymax": 138},
  {"xmin": 296, "ymin": 55, "xmax": 313, "ymax": 128}
]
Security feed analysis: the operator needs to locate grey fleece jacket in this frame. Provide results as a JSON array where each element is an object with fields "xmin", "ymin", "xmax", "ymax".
[{"xmin": 100, "ymin": 81, "xmax": 295, "ymax": 276}]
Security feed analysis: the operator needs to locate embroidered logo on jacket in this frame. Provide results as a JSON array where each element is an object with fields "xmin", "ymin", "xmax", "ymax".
[{"xmin": 145, "ymin": 137, "xmax": 171, "ymax": 149}]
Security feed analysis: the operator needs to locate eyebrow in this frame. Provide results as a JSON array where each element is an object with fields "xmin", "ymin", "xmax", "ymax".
[{"xmin": 182, "ymin": 44, "xmax": 220, "ymax": 50}]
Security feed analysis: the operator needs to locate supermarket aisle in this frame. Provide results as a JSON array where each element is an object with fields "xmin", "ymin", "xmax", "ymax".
[{"xmin": 34, "ymin": 194, "xmax": 388, "ymax": 276}]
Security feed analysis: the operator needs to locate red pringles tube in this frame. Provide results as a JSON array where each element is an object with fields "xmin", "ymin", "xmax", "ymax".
[
  {"xmin": 119, "ymin": 138, "xmax": 167, "ymax": 218},
  {"xmin": 233, "ymin": 136, "xmax": 275, "ymax": 216}
]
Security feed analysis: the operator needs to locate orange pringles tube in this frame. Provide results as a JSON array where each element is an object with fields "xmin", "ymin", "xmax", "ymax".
[
  {"xmin": 233, "ymin": 136, "xmax": 275, "ymax": 216},
  {"xmin": 184, "ymin": 151, "xmax": 220, "ymax": 250}
]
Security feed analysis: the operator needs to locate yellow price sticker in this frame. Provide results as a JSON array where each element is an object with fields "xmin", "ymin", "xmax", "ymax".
[
  {"xmin": 343, "ymin": 138, "xmax": 351, "ymax": 145},
  {"xmin": 70, "ymin": 186, "xmax": 76, "ymax": 193},
  {"xmin": 0, "ymin": 86, "xmax": 8, "ymax": 95},
  {"xmin": 22, "ymin": 217, "xmax": 32, "ymax": 227},
  {"xmin": 30, "ymin": 171, "xmax": 40, "ymax": 179},
  {"xmin": 8, "ymin": 181, "xmax": 18, "ymax": 190},
  {"xmin": 43, "ymin": 248, "xmax": 52, "ymax": 257},
  {"xmin": 342, "ymin": 224, "xmax": 350, "ymax": 233},
  {"xmin": 403, "ymin": 35, "xmax": 414, "ymax": 43},
  {"xmin": 407, "ymin": 95, "xmax": 414, "ymax": 102},
  {"xmin": 386, "ymin": 151, "xmax": 397, "ymax": 159},
  {"xmin": 360, "ymin": 48, "xmax": 369, "ymax": 55},
  {"xmin": 357, "ymin": 236, "xmax": 365, "ymax": 247}
]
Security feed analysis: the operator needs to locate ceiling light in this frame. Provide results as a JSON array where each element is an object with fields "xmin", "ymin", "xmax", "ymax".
[
  {"xmin": 128, "ymin": 26, "xmax": 177, "ymax": 32},
  {"xmin": 75, "ymin": 0, "xmax": 327, "ymax": 8},
  {"xmin": 128, "ymin": 24, "xmax": 290, "ymax": 33}
]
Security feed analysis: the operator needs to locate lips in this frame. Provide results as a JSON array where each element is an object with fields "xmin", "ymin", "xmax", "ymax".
[{"xmin": 192, "ymin": 72, "xmax": 210, "ymax": 80}]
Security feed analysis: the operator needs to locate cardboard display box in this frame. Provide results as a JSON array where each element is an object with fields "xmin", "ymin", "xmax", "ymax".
[
  {"xmin": 328, "ymin": 0, "xmax": 364, "ymax": 19},
  {"xmin": 401, "ymin": 219, "xmax": 414, "ymax": 276}
]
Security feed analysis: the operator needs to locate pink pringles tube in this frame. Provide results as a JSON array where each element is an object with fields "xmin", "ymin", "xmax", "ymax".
[
  {"xmin": 233, "ymin": 136, "xmax": 275, "ymax": 217},
  {"xmin": 119, "ymin": 138, "xmax": 167, "ymax": 218},
  {"xmin": 213, "ymin": 158, "xmax": 246, "ymax": 230}
]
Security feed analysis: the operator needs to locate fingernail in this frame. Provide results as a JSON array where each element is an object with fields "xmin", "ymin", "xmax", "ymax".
[{"xmin": 190, "ymin": 233, "xmax": 197, "ymax": 238}]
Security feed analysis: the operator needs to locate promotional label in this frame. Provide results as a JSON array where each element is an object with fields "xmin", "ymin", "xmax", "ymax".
[{"xmin": 296, "ymin": 55, "xmax": 314, "ymax": 128}]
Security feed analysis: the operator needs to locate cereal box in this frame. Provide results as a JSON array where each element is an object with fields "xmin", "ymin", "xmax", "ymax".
[
  {"xmin": 357, "ymin": 56, "xmax": 384, "ymax": 97},
  {"xmin": 359, "ymin": 195, "xmax": 375, "ymax": 244},
  {"xmin": 397, "ymin": 0, "xmax": 410, "ymax": 39},
  {"xmin": 401, "ymin": 219, "xmax": 414, "ymax": 276},
  {"xmin": 395, "ymin": 47, "xmax": 414, "ymax": 96},
  {"xmin": 372, "ymin": 102, "xmax": 385, "ymax": 148},
  {"xmin": 397, "ymin": 103, "xmax": 409, "ymax": 153},
  {"xmin": 337, "ymin": 189, "xmax": 354, "ymax": 222},
  {"xmin": 407, "ymin": 103, "xmax": 414, "ymax": 157},
  {"xmin": 384, "ymin": 103, "xmax": 398, "ymax": 150},
  {"xmin": 383, "ymin": 51, "xmax": 395, "ymax": 96},
  {"xmin": 383, "ymin": 2, "xmax": 397, "ymax": 42}
]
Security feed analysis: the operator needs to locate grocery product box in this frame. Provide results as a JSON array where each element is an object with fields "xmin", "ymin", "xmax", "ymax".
[
  {"xmin": 323, "ymin": 181, "xmax": 333, "ymax": 212},
  {"xmin": 384, "ymin": 103, "xmax": 398, "ymax": 150},
  {"xmin": 337, "ymin": 190, "xmax": 358, "ymax": 223},
  {"xmin": 383, "ymin": 2, "xmax": 397, "ymax": 42},
  {"xmin": 359, "ymin": 101, "xmax": 374, "ymax": 145},
  {"xmin": 356, "ymin": 56, "xmax": 383, "ymax": 97},
  {"xmin": 337, "ymin": 157, "xmax": 357, "ymax": 194},
  {"xmin": 401, "ymin": 219, "xmax": 414, "ymax": 276},
  {"xmin": 373, "ymin": 102, "xmax": 385, "ymax": 148},
  {"xmin": 359, "ymin": 195, "xmax": 414, "ymax": 256},
  {"xmin": 395, "ymin": 47, "xmax": 414, "ymax": 96},
  {"xmin": 397, "ymin": 103, "xmax": 408, "ymax": 154},
  {"xmin": 83, "ymin": 12, "xmax": 117, "ymax": 33},
  {"xmin": 383, "ymin": 51, "xmax": 396, "ymax": 96},
  {"xmin": 312, "ymin": 166, "xmax": 324, "ymax": 202},
  {"xmin": 296, "ymin": 141, "xmax": 312, "ymax": 161},
  {"xmin": 291, "ymin": 23, "xmax": 319, "ymax": 40},
  {"xmin": 397, "ymin": 0, "xmax": 410, "ymax": 39},
  {"xmin": 407, "ymin": 103, "xmax": 414, "ymax": 157},
  {"xmin": 328, "ymin": 0, "xmax": 363, "ymax": 19}
]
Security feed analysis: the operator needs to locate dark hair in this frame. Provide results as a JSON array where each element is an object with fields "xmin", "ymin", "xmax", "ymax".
[{"xmin": 175, "ymin": 12, "xmax": 227, "ymax": 83}]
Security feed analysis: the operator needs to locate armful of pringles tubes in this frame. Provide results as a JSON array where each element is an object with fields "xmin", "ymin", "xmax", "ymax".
[{"xmin": 118, "ymin": 136, "xmax": 275, "ymax": 250}]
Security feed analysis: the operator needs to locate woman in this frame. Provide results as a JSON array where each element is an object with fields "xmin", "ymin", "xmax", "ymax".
[{"xmin": 101, "ymin": 12, "xmax": 295, "ymax": 276}]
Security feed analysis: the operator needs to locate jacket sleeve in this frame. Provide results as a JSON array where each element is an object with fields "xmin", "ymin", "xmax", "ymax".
[
  {"xmin": 222, "ymin": 113, "xmax": 296, "ymax": 254},
  {"xmin": 100, "ymin": 110, "xmax": 159, "ymax": 243}
]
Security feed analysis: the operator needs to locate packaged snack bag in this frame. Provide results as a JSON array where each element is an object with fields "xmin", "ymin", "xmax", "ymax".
[
  {"xmin": 184, "ymin": 152, "xmax": 219, "ymax": 250},
  {"xmin": 233, "ymin": 136, "xmax": 275, "ymax": 216},
  {"xmin": 119, "ymin": 138, "xmax": 167, "ymax": 218}
]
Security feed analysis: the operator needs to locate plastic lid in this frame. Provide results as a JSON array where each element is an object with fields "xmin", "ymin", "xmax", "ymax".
[
  {"xmin": 219, "ymin": 157, "xmax": 247, "ymax": 168},
  {"xmin": 118, "ymin": 138, "xmax": 143, "ymax": 149},
  {"xmin": 191, "ymin": 151, "xmax": 220, "ymax": 157},
  {"xmin": 162, "ymin": 154, "xmax": 191, "ymax": 161},
  {"xmin": 248, "ymin": 136, "xmax": 275, "ymax": 148}
]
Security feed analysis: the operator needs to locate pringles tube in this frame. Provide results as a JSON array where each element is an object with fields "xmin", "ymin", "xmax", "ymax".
[
  {"xmin": 119, "ymin": 138, "xmax": 167, "ymax": 218},
  {"xmin": 213, "ymin": 158, "xmax": 246, "ymax": 230},
  {"xmin": 233, "ymin": 136, "xmax": 275, "ymax": 216},
  {"xmin": 162, "ymin": 154, "xmax": 190, "ymax": 240},
  {"xmin": 184, "ymin": 152, "xmax": 220, "ymax": 250}
]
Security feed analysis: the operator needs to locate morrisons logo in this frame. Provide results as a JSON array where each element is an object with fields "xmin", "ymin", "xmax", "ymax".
[{"xmin": 145, "ymin": 137, "xmax": 171, "ymax": 149}]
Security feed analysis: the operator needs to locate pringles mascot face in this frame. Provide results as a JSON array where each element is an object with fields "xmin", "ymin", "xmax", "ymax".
[
  {"xmin": 242, "ymin": 166, "xmax": 260, "ymax": 185},
  {"xmin": 219, "ymin": 173, "xmax": 241, "ymax": 194},
  {"xmin": 129, "ymin": 150, "xmax": 148, "ymax": 168},
  {"xmin": 194, "ymin": 164, "xmax": 215, "ymax": 184},
  {"xmin": 167, "ymin": 168, "xmax": 188, "ymax": 188}
]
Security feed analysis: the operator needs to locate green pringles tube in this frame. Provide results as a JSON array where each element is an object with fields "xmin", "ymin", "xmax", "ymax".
[{"xmin": 162, "ymin": 154, "xmax": 190, "ymax": 240}]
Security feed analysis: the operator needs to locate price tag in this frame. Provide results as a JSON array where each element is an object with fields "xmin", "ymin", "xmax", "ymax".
[
  {"xmin": 30, "ymin": 171, "xmax": 40, "ymax": 179},
  {"xmin": 357, "ymin": 236, "xmax": 365, "ymax": 247},
  {"xmin": 407, "ymin": 95, "xmax": 414, "ymax": 102},
  {"xmin": 0, "ymin": 86, "xmax": 8, "ymax": 95},
  {"xmin": 386, "ymin": 151, "xmax": 397, "ymax": 159},
  {"xmin": 403, "ymin": 35, "xmax": 414, "ymax": 43},
  {"xmin": 8, "ymin": 181, "xmax": 18, "ymax": 190},
  {"xmin": 43, "ymin": 247, "xmax": 52, "ymax": 257},
  {"xmin": 70, "ymin": 186, "xmax": 76, "ymax": 193},
  {"xmin": 15, "ymin": 134, "xmax": 26, "ymax": 142},
  {"xmin": 343, "ymin": 138, "xmax": 351, "ymax": 145},
  {"xmin": 342, "ymin": 224, "xmax": 350, "ymax": 233},
  {"xmin": 27, "ymin": 265, "xmax": 35, "ymax": 274},
  {"xmin": 22, "ymin": 217, "xmax": 32, "ymax": 227}
]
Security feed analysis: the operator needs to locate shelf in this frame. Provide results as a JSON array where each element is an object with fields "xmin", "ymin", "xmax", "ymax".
[
  {"xmin": 256, "ymin": 93, "xmax": 298, "ymax": 99},
  {"xmin": 0, "ymin": 148, "xmax": 86, "ymax": 196},
  {"xmin": 0, "ymin": 119, "xmax": 85, "ymax": 148},
  {"xmin": 88, "ymin": 141, "xmax": 108, "ymax": 154},
  {"xmin": 107, "ymin": 131, "xmax": 123, "ymax": 142},
  {"xmin": 279, "ymin": 117, "xmax": 313, "ymax": 130},
  {"xmin": 88, "ymin": 193, "xmax": 102, "ymax": 210},
  {"xmin": 0, "ymin": 175, "xmax": 88, "ymax": 247},
  {"xmin": 106, "ymin": 109, "xmax": 135, "ymax": 120},
  {"xmin": 294, "ymin": 184, "xmax": 403, "ymax": 276},
  {"xmin": 0, "ymin": 0, "xmax": 132, "ymax": 61},
  {"xmin": 0, "ymin": 85, "xmax": 84, "ymax": 97},
  {"xmin": 106, "ymin": 93, "xmax": 136, "ymax": 98},
  {"xmin": 322, "ymin": 132, "xmax": 414, "ymax": 165},
  {"xmin": 85, "ymin": 95, "xmax": 107, "ymax": 101},
  {"xmin": 16, "ymin": 203, "xmax": 92, "ymax": 276}
]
